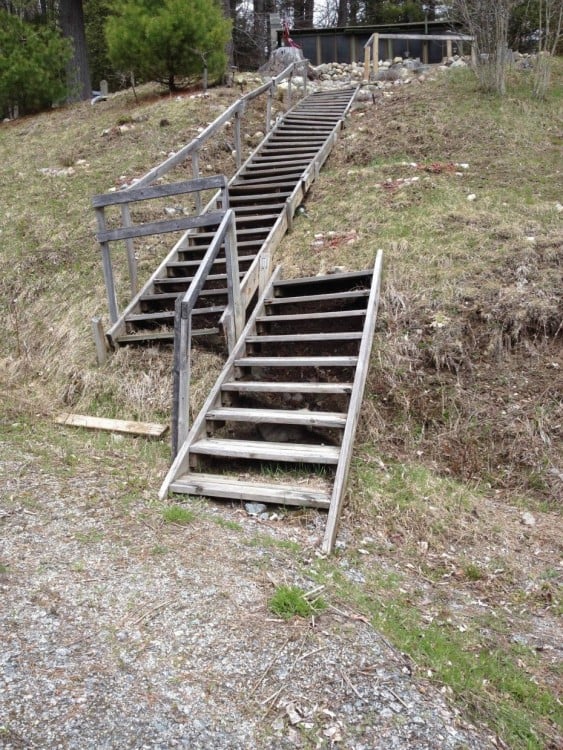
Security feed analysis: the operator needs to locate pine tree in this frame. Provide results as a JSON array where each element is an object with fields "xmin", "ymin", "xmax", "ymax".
[
  {"xmin": 0, "ymin": 10, "xmax": 72, "ymax": 117},
  {"xmin": 105, "ymin": 0, "xmax": 232, "ymax": 92}
]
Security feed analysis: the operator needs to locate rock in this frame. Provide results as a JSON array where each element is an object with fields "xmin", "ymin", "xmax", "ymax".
[
  {"xmin": 393, "ymin": 56, "xmax": 403, "ymax": 64},
  {"xmin": 467, "ymin": 193, "xmax": 477, "ymax": 202},
  {"xmin": 245, "ymin": 502, "xmax": 267, "ymax": 516},
  {"xmin": 450, "ymin": 59, "xmax": 467, "ymax": 68},
  {"xmin": 521, "ymin": 511, "xmax": 536, "ymax": 527}
]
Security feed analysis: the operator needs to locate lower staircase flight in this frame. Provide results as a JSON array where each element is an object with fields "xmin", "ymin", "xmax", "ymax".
[{"xmin": 160, "ymin": 251, "xmax": 383, "ymax": 553}]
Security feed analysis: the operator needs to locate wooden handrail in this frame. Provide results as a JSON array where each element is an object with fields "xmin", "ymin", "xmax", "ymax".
[
  {"xmin": 171, "ymin": 208, "xmax": 242, "ymax": 455},
  {"xmin": 93, "ymin": 177, "xmax": 229, "ymax": 325}
]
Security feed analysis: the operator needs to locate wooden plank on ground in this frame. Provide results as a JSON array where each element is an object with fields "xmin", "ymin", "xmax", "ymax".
[{"xmin": 56, "ymin": 413, "xmax": 168, "ymax": 437}]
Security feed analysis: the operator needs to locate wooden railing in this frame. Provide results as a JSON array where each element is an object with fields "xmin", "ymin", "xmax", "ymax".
[
  {"xmin": 124, "ymin": 60, "xmax": 308, "ymax": 235},
  {"xmin": 92, "ymin": 176, "xmax": 230, "ymax": 326},
  {"xmin": 363, "ymin": 32, "xmax": 474, "ymax": 80},
  {"xmin": 171, "ymin": 208, "xmax": 242, "ymax": 455}
]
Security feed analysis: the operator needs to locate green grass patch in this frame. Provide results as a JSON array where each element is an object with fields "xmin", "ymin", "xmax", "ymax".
[
  {"xmin": 268, "ymin": 584, "xmax": 326, "ymax": 621},
  {"xmin": 162, "ymin": 505, "xmax": 196, "ymax": 525}
]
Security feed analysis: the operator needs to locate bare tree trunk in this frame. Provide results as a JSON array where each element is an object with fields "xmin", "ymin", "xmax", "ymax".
[
  {"xmin": 533, "ymin": 0, "xmax": 563, "ymax": 98},
  {"xmin": 450, "ymin": 0, "xmax": 517, "ymax": 95},
  {"xmin": 59, "ymin": 0, "xmax": 91, "ymax": 101}
]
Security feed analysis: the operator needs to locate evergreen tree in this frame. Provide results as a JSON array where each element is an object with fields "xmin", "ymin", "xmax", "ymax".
[
  {"xmin": 105, "ymin": 0, "xmax": 232, "ymax": 91},
  {"xmin": 0, "ymin": 9, "xmax": 72, "ymax": 117}
]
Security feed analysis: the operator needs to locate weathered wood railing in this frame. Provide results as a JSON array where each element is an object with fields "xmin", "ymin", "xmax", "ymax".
[
  {"xmin": 92, "ymin": 176, "xmax": 230, "ymax": 327},
  {"xmin": 93, "ymin": 60, "xmax": 309, "ymax": 337},
  {"xmin": 363, "ymin": 32, "xmax": 474, "ymax": 79},
  {"xmin": 171, "ymin": 208, "xmax": 242, "ymax": 455}
]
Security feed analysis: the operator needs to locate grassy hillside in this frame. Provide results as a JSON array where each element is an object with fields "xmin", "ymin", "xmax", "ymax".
[{"xmin": 1, "ymin": 66, "xmax": 561, "ymax": 748}]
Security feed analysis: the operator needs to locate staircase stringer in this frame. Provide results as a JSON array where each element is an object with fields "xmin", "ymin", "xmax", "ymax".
[
  {"xmin": 158, "ymin": 266, "xmax": 282, "ymax": 501},
  {"xmin": 321, "ymin": 249, "xmax": 384, "ymax": 554}
]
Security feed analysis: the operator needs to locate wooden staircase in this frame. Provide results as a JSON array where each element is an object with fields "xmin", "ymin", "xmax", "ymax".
[
  {"xmin": 160, "ymin": 252, "xmax": 383, "ymax": 553},
  {"xmin": 102, "ymin": 88, "xmax": 358, "ymax": 348}
]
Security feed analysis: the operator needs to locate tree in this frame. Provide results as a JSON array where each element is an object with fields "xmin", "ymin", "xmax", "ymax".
[
  {"xmin": 0, "ymin": 9, "xmax": 72, "ymax": 117},
  {"xmin": 448, "ymin": 0, "xmax": 519, "ymax": 95},
  {"xmin": 106, "ymin": 0, "xmax": 232, "ymax": 92},
  {"xmin": 59, "ymin": 0, "xmax": 91, "ymax": 100},
  {"xmin": 533, "ymin": 0, "xmax": 563, "ymax": 98}
]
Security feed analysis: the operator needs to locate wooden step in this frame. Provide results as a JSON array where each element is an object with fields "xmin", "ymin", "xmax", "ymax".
[
  {"xmin": 246, "ymin": 332, "xmax": 362, "ymax": 344},
  {"xmin": 190, "ymin": 438, "xmax": 340, "ymax": 464},
  {"xmin": 206, "ymin": 407, "xmax": 347, "ymax": 428},
  {"xmin": 221, "ymin": 381, "xmax": 354, "ymax": 395},
  {"xmin": 154, "ymin": 272, "xmax": 244, "ymax": 288},
  {"xmin": 234, "ymin": 356, "xmax": 358, "ymax": 367},
  {"xmin": 116, "ymin": 328, "xmax": 219, "ymax": 343},
  {"xmin": 265, "ymin": 290, "xmax": 370, "ymax": 307},
  {"xmin": 141, "ymin": 288, "xmax": 228, "ymax": 303},
  {"xmin": 170, "ymin": 473, "xmax": 330, "ymax": 508},
  {"xmin": 273, "ymin": 270, "xmax": 373, "ymax": 294},
  {"xmin": 257, "ymin": 310, "xmax": 366, "ymax": 324},
  {"xmin": 126, "ymin": 306, "xmax": 224, "ymax": 323},
  {"xmin": 167, "ymin": 254, "xmax": 255, "ymax": 272}
]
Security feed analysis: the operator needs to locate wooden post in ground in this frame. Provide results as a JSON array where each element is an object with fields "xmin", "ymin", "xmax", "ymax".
[
  {"xmin": 91, "ymin": 316, "xmax": 107, "ymax": 365},
  {"xmin": 446, "ymin": 38, "xmax": 453, "ymax": 60},
  {"xmin": 364, "ymin": 43, "xmax": 371, "ymax": 80},
  {"xmin": 224, "ymin": 213, "xmax": 243, "ymax": 351},
  {"xmin": 94, "ymin": 207, "xmax": 119, "ymax": 324},
  {"xmin": 266, "ymin": 84, "xmax": 273, "ymax": 132},
  {"xmin": 372, "ymin": 33, "xmax": 379, "ymax": 75},
  {"xmin": 172, "ymin": 296, "xmax": 191, "ymax": 456}
]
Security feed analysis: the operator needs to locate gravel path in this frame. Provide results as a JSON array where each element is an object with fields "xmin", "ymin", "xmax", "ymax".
[{"xmin": 0, "ymin": 436, "xmax": 496, "ymax": 749}]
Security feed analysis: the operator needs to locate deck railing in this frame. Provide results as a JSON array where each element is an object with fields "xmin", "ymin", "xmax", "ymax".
[{"xmin": 363, "ymin": 32, "xmax": 474, "ymax": 80}]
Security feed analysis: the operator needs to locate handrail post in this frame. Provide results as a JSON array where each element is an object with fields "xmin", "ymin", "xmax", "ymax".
[
  {"xmin": 120, "ymin": 202, "xmax": 138, "ymax": 296},
  {"xmin": 372, "ymin": 33, "xmax": 379, "ymax": 76},
  {"xmin": 364, "ymin": 40, "xmax": 371, "ymax": 80},
  {"xmin": 223, "ymin": 211, "xmax": 243, "ymax": 351},
  {"xmin": 95, "ymin": 207, "xmax": 119, "ymax": 324},
  {"xmin": 234, "ymin": 107, "xmax": 242, "ymax": 170},
  {"xmin": 172, "ymin": 296, "xmax": 191, "ymax": 456},
  {"xmin": 287, "ymin": 69, "xmax": 293, "ymax": 108},
  {"xmin": 266, "ymin": 83, "xmax": 273, "ymax": 132},
  {"xmin": 192, "ymin": 150, "xmax": 201, "ymax": 214}
]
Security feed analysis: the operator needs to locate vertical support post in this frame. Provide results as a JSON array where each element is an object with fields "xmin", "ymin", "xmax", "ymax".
[
  {"xmin": 192, "ymin": 150, "xmax": 201, "ymax": 214},
  {"xmin": 285, "ymin": 200, "xmax": 294, "ymax": 233},
  {"xmin": 223, "ymin": 212, "xmax": 243, "ymax": 351},
  {"xmin": 372, "ymin": 33, "xmax": 379, "ymax": 76},
  {"xmin": 422, "ymin": 40, "xmax": 429, "ymax": 64},
  {"xmin": 364, "ymin": 43, "xmax": 371, "ymax": 81},
  {"xmin": 287, "ymin": 71, "xmax": 293, "ymax": 108},
  {"xmin": 120, "ymin": 202, "xmax": 138, "ymax": 296},
  {"xmin": 95, "ymin": 207, "xmax": 119, "ymax": 324},
  {"xmin": 471, "ymin": 42, "xmax": 478, "ymax": 67},
  {"xmin": 446, "ymin": 38, "xmax": 453, "ymax": 60},
  {"xmin": 234, "ymin": 108, "xmax": 242, "ymax": 170},
  {"xmin": 316, "ymin": 34, "xmax": 321, "ymax": 66},
  {"xmin": 350, "ymin": 36, "xmax": 356, "ymax": 64},
  {"xmin": 386, "ymin": 38, "xmax": 393, "ymax": 61},
  {"xmin": 266, "ymin": 84, "xmax": 273, "ymax": 132},
  {"xmin": 91, "ymin": 316, "xmax": 107, "ymax": 365},
  {"xmin": 258, "ymin": 251, "xmax": 271, "ymax": 296},
  {"xmin": 172, "ymin": 296, "xmax": 191, "ymax": 456},
  {"xmin": 301, "ymin": 59, "xmax": 307, "ymax": 96}
]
